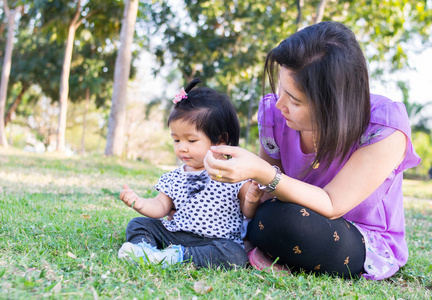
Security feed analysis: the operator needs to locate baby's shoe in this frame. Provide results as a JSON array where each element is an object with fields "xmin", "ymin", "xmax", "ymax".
[
  {"xmin": 118, "ymin": 242, "xmax": 148, "ymax": 259},
  {"xmin": 118, "ymin": 241, "xmax": 183, "ymax": 267}
]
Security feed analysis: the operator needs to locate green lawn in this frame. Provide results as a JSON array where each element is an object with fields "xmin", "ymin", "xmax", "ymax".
[
  {"xmin": 1, "ymin": 149, "xmax": 431, "ymax": 299},
  {"xmin": 403, "ymin": 179, "xmax": 432, "ymax": 200}
]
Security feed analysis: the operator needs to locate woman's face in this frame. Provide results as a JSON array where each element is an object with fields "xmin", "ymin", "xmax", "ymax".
[{"xmin": 276, "ymin": 67, "xmax": 313, "ymax": 132}]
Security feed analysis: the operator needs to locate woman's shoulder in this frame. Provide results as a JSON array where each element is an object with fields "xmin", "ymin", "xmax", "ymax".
[
  {"xmin": 363, "ymin": 94, "xmax": 421, "ymax": 171},
  {"xmin": 369, "ymin": 94, "xmax": 410, "ymax": 127},
  {"xmin": 360, "ymin": 94, "xmax": 409, "ymax": 145}
]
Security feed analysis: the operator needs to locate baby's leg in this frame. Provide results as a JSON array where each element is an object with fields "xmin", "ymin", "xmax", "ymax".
[
  {"xmin": 171, "ymin": 232, "xmax": 248, "ymax": 269},
  {"xmin": 184, "ymin": 238, "xmax": 248, "ymax": 269},
  {"xmin": 121, "ymin": 217, "xmax": 183, "ymax": 265},
  {"xmin": 125, "ymin": 217, "xmax": 248, "ymax": 269},
  {"xmin": 125, "ymin": 217, "xmax": 174, "ymax": 248}
]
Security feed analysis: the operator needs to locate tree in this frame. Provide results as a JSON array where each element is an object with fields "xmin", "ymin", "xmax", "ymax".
[
  {"xmin": 1, "ymin": 1, "xmax": 128, "ymax": 152},
  {"xmin": 55, "ymin": 0, "xmax": 82, "ymax": 152},
  {"xmin": 68, "ymin": 42, "xmax": 120, "ymax": 154},
  {"xmin": 147, "ymin": 0, "xmax": 432, "ymax": 145},
  {"xmin": 104, "ymin": 0, "xmax": 138, "ymax": 156},
  {"xmin": 30, "ymin": 0, "xmax": 124, "ymax": 152},
  {"xmin": 0, "ymin": 0, "xmax": 21, "ymax": 147}
]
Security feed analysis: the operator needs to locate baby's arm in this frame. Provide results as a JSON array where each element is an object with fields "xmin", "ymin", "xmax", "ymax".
[
  {"xmin": 119, "ymin": 184, "xmax": 173, "ymax": 219},
  {"xmin": 238, "ymin": 181, "xmax": 264, "ymax": 219}
]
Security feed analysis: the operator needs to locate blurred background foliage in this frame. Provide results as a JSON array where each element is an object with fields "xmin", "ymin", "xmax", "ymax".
[{"xmin": 1, "ymin": 0, "xmax": 432, "ymax": 176}]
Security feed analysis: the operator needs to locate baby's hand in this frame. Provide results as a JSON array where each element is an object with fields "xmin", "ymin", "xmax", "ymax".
[
  {"xmin": 119, "ymin": 184, "xmax": 140, "ymax": 208},
  {"xmin": 245, "ymin": 180, "xmax": 264, "ymax": 204}
]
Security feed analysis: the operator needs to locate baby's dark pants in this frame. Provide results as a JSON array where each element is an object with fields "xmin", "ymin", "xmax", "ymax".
[{"xmin": 125, "ymin": 217, "xmax": 248, "ymax": 269}]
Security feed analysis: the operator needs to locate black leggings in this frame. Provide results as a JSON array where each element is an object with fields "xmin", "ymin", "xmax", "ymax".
[{"xmin": 247, "ymin": 199, "xmax": 365, "ymax": 278}]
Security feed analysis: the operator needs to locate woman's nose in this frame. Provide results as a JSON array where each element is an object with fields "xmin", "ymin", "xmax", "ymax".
[{"xmin": 276, "ymin": 96, "xmax": 288, "ymax": 113}]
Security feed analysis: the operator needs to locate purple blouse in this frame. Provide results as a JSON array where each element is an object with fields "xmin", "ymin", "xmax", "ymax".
[{"xmin": 258, "ymin": 93, "xmax": 421, "ymax": 280}]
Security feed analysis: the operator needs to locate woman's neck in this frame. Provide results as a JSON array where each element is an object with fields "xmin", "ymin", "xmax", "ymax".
[{"xmin": 299, "ymin": 131, "xmax": 316, "ymax": 154}]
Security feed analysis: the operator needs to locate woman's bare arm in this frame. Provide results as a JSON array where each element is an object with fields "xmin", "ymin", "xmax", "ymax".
[{"xmin": 204, "ymin": 130, "xmax": 407, "ymax": 219}]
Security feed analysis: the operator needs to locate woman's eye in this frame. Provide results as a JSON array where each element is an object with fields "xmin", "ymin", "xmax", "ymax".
[
  {"xmin": 189, "ymin": 140, "xmax": 197, "ymax": 143},
  {"xmin": 290, "ymin": 98, "xmax": 300, "ymax": 106},
  {"xmin": 173, "ymin": 140, "xmax": 179, "ymax": 143}
]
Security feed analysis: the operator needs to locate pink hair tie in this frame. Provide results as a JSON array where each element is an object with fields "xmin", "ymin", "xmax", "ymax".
[{"xmin": 173, "ymin": 87, "xmax": 188, "ymax": 104}]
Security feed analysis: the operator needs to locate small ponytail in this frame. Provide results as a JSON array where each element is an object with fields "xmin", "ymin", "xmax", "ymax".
[{"xmin": 184, "ymin": 78, "xmax": 201, "ymax": 93}]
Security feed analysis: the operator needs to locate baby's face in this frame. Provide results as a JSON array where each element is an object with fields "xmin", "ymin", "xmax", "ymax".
[{"xmin": 170, "ymin": 119, "xmax": 214, "ymax": 172}]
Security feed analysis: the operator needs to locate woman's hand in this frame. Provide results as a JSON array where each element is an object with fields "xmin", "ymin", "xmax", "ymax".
[{"xmin": 204, "ymin": 145, "xmax": 274, "ymax": 185}]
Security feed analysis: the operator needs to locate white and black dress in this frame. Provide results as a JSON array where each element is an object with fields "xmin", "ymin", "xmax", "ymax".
[{"xmin": 124, "ymin": 165, "xmax": 249, "ymax": 269}]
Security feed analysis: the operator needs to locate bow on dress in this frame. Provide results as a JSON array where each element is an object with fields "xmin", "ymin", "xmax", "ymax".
[{"xmin": 186, "ymin": 171, "xmax": 210, "ymax": 197}]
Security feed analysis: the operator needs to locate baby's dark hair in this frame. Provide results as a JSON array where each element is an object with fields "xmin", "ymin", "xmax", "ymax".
[{"xmin": 167, "ymin": 78, "xmax": 240, "ymax": 146}]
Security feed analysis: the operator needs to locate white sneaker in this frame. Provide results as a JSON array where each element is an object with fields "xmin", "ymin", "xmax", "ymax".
[
  {"xmin": 118, "ymin": 242, "xmax": 144, "ymax": 259},
  {"xmin": 118, "ymin": 241, "xmax": 184, "ymax": 267}
]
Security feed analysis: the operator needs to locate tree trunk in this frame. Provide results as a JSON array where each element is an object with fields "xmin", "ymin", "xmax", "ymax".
[
  {"xmin": 295, "ymin": 0, "xmax": 304, "ymax": 31},
  {"xmin": 81, "ymin": 87, "xmax": 90, "ymax": 155},
  {"xmin": 314, "ymin": 0, "xmax": 329, "ymax": 24},
  {"xmin": 105, "ymin": 0, "xmax": 139, "ymax": 156},
  {"xmin": 5, "ymin": 84, "xmax": 27, "ymax": 126},
  {"xmin": 56, "ymin": 0, "xmax": 81, "ymax": 152},
  {"xmin": 0, "ymin": 4, "xmax": 22, "ymax": 147}
]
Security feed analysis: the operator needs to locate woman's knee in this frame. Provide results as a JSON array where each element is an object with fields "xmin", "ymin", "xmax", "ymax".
[{"xmin": 247, "ymin": 200, "xmax": 307, "ymax": 241}]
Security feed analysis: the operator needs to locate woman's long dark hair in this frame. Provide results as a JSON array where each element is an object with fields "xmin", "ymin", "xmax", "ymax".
[{"xmin": 264, "ymin": 21, "xmax": 370, "ymax": 169}]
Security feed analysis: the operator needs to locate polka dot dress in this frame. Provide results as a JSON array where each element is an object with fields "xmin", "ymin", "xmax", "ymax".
[{"xmin": 155, "ymin": 165, "xmax": 246, "ymax": 245}]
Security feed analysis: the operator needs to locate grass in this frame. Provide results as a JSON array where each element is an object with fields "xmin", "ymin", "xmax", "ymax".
[
  {"xmin": 1, "ymin": 148, "xmax": 431, "ymax": 299},
  {"xmin": 403, "ymin": 179, "xmax": 432, "ymax": 200}
]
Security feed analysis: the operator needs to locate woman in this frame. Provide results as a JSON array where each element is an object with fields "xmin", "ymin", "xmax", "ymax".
[{"xmin": 204, "ymin": 21, "xmax": 420, "ymax": 280}]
